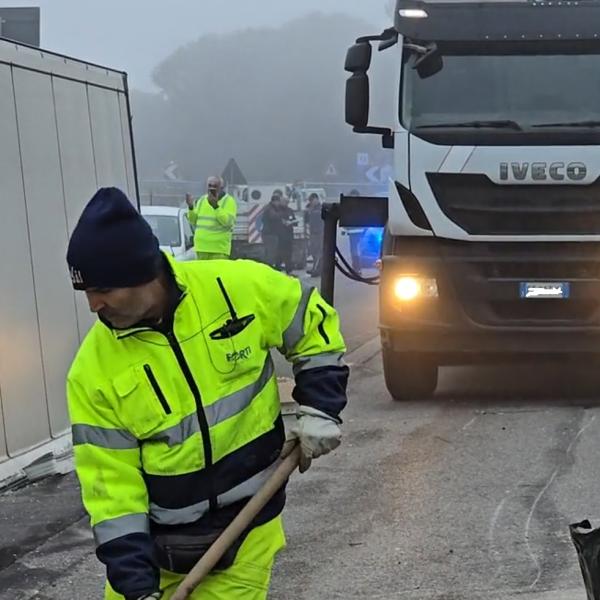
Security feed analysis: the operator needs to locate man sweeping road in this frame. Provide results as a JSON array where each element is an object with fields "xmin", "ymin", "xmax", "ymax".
[{"xmin": 65, "ymin": 188, "xmax": 349, "ymax": 599}]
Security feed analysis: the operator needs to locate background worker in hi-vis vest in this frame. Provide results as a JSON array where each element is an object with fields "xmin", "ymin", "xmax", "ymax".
[
  {"xmin": 66, "ymin": 187, "xmax": 349, "ymax": 600},
  {"xmin": 186, "ymin": 176, "xmax": 237, "ymax": 260}
]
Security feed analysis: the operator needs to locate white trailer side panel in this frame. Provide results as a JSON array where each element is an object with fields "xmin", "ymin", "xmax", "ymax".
[
  {"xmin": 53, "ymin": 77, "xmax": 100, "ymax": 338},
  {"xmin": 12, "ymin": 68, "xmax": 81, "ymax": 440},
  {"xmin": 0, "ymin": 39, "xmax": 138, "ymax": 473},
  {"xmin": 0, "ymin": 64, "xmax": 49, "ymax": 455},
  {"xmin": 89, "ymin": 86, "xmax": 129, "ymax": 191},
  {"xmin": 118, "ymin": 93, "xmax": 137, "ymax": 201}
]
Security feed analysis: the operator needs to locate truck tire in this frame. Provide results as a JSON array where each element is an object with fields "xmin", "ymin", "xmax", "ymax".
[{"xmin": 382, "ymin": 349, "xmax": 438, "ymax": 401}]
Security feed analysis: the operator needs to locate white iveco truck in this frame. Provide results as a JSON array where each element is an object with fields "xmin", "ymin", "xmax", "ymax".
[{"xmin": 345, "ymin": 0, "xmax": 600, "ymax": 400}]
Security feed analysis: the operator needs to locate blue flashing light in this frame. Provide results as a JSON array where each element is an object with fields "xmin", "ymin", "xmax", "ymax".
[{"xmin": 359, "ymin": 227, "xmax": 384, "ymax": 265}]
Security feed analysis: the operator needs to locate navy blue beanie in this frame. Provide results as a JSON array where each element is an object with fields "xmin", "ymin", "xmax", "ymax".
[{"xmin": 67, "ymin": 188, "xmax": 161, "ymax": 290}]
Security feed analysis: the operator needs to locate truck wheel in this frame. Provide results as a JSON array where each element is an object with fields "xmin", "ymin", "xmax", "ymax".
[{"xmin": 382, "ymin": 349, "xmax": 438, "ymax": 401}]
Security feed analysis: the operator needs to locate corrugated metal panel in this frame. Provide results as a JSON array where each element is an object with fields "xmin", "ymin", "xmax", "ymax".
[
  {"xmin": 0, "ymin": 64, "xmax": 49, "ymax": 455},
  {"xmin": 0, "ymin": 42, "xmax": 137, "ymax": 467},
  {"xmin": 53, "ymin": 76, "xmax": 98, "ymax": 342},
  {"xmin": 0, "ymin": 38, "xmax": 126, "ymax": 91},
  {"xmin": 88, "ymin": 86, "xmax": 128, "ymax": 190},
  {"xmin": 12, "ymin": 67, "xmax": 80, "ymax": 439},
  {"xmin": 118, "ymin": 93, "xmax": 137, "ymax": 202}
]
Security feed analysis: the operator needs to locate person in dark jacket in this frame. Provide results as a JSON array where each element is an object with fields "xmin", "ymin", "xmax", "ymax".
[
  {"xmin": 278, "ymin": 196, "xmax": 298, "ymax": 274},
  {"xmin": 305, "ymin": 193, "xmax": 324, "ymax": 277},
  {"xmin": 261, "ymin": 191, "xmax": 283, "ymax": 268}
]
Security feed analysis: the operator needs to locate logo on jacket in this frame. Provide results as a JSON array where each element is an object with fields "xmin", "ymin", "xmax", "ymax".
[{"xmin": 227, "ymin": 346, "xmax": 252, "ymax": 363}]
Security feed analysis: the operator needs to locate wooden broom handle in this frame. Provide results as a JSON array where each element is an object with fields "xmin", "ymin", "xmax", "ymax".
[{"xmin": 170, "ymin": 445, "xmax": 300, "ymax": 600}]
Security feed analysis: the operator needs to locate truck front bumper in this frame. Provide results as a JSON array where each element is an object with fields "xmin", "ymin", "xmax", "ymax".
[{"xmin": 380, "ymin": 238, "xmax": 600, "ymax": 364}]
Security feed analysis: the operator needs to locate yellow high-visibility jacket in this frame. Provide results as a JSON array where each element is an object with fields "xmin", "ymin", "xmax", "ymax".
[
  {"xmin": 187, "ymin": 194, "xmax": 237, "ymax": 256},
  {"xmin": 67, "ymin": 256, "xmax": 348, "ymax": 599}
]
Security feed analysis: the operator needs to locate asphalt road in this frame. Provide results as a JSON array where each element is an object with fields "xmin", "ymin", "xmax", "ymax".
[{"xmin": 1, "ymin": 273, "xmax": 599, "ymax": 599}]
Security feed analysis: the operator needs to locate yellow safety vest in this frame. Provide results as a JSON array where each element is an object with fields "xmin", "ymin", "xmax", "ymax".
[
  {"xmin": 67, "ymin": 256, "xmax": 347, "ymax": 595},
  {"xmin": 187, "ymin": 194, "xmax": 237, "ymax": 255}
]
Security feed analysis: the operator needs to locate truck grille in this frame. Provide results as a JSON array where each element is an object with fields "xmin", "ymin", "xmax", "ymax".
[
  {"xmin": 427, "ymin": 173, "xmax": 600, "ymax": 235},
  {"xmin": 439, "ymin": 241, "xmax": 600, "ymax": 326}
]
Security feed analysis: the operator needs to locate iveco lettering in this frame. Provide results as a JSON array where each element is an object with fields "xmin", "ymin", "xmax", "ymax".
[{"xmin": 499, "ymin": 162, "xmax": 588, "ymax": 181}]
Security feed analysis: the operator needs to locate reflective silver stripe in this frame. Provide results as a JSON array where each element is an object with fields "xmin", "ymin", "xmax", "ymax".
[
  {"xmin": 149, "ymin": 462, "xmax": 279, "ymax": 526},
  {"xmin": 292, "ymin": 352, "xmax": 346, "ymax": 377},
  {"xmin": 218, "ymin": 461, "xmax": 278, "ymax": 507},
  {"xmin": 93, "ymin": 513, "xmax": 149, "ymax": 546},
  {"xmin": 282, "ymin": 283, "xmax": 314, "ymax": 354},
  {"xmin": 195, "ymin": 224, "xmax": 229, "ymax": 232},
  {"xmin": 204, "ymin": 357, "xmax": 275, "ymax": 427},
  {"xmin": 72, "ymin": 424, "xmax": 137, "ymax": 450},
  {"xmin": 150, "ymin": 498, "xmax": 210, "ymax": 526},
  {"xmin": 146, "ymin": 413, "xmax": 200, "ymax": 447}
]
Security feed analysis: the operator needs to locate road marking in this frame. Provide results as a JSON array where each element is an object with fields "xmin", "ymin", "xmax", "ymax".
[
  {"xmin": 462, "ymin": 416, "xmax": 478, "ymax": 430},
  {"xmin": 488, "ymin": 496, "xmax": 508, "ymax": 581},
  {"xmin": 525, "ymin": 414, "xmax": 597, "ymax": 589},
  {"xmin": 345, "ymin": 335, "xmax": 381, "ymax": 367},
  {"xmin": 387, "ymin": 586, "xmax": 585, "ymax": 599}
]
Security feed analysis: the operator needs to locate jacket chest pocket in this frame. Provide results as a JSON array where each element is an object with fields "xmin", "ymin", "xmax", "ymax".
[
  {"xmin": 112, "ymin": 365, "xmax": 175, "ymax": 439},
  {"xmin": 201, "ymin": 325, "xmax": 260, "ymax": 380}
]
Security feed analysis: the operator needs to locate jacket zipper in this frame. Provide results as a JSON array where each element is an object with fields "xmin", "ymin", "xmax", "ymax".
[
  {"xmin": 143, "ymin": 364, "xmax": 172, "ymax": 415},
  {"xmin": 165, "ymin": 330, "xmax": 216, "ymax": 512},
  {"xmin": 316, "ymin": 304, "xmax": 330, "ymax": 345}
]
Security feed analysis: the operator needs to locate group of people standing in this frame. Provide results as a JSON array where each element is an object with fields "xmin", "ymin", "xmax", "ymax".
[
  {"xmin": 184, "ymin": 178, "xmax": 327, "ymax": 278},
  {"xmin": 262, "ymin": 190, "xmax": 324, "ymax": 277},
  {"xmin": 261, "ymin": 190, "xmax": 298, "ymax": 274}
]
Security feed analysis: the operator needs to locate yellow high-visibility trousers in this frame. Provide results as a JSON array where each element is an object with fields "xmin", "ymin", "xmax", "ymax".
[{"xmin": 105, "ymin": 516, "xmax": 286, "ymax": 600}]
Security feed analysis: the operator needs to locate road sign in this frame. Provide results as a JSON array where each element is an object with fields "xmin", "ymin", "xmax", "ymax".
[
  {"xmin": 325, "ymin": 163, "xmax": 338, "ymax": 177},
  {"xmin": 366, "ymin": 166, "xmax": 381, "ymax": 184},
  {"xmin": 222, "ymin": 158, "xmax": 247, "ymax": 186},
  {"xmin": 357, "ymin": 152, "xmax": 370, "ymax": 167},
  {"xmin": 164, "ymin": 161, "xmax": 179, "ymax": 181},
  {"xmin": 366, "ymin": 164, "xmax": 393, "ymax": 184}
]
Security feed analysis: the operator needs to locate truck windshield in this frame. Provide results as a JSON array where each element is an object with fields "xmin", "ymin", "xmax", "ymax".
[{"xmin": 402, "ymin": 52, "xmax": 600, "ymax": 130}]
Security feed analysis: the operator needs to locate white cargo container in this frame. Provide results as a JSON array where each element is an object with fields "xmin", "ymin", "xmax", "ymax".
[{"xmin": 0, "ymin": 38, "xmax": 139, "ymax": 486}]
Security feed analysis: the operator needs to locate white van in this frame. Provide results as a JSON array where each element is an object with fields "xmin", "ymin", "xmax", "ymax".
[{"xmin": 141, "ymin": 205, "xmax": 195, "ymax": 261}]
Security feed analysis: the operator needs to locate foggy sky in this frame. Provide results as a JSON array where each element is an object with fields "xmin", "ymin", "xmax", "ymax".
[{"xmin": 4, "ymin": 1, "xmax": 389, "ymax": 89}]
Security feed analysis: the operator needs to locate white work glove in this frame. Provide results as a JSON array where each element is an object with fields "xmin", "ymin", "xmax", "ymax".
[{"xmin": 283, "ymin": 406, "xmax": 342, "ymax": 473}]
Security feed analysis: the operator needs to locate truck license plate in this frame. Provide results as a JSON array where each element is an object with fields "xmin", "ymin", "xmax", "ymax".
[{"xmin": 520, "ymin": 282, "xmax": 570, "ymax": 299}]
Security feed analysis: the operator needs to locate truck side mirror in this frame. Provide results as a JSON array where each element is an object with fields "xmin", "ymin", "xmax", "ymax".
[
  {"xmin": 345, "ymin": 42, "xmax": 372, "ymax": 129},
  {"xmin": 344, "ymin": 37, "xmax": 393, "ymax": 147},
  {"xmin": 345, "ymin": 42, "xmax": 372, "ymax": 72},
  {"xmin": 346, "ymin": 73, "xmax": 370, "ymax": 129}
]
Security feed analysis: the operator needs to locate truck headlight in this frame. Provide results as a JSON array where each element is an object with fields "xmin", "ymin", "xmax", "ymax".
[
  {"xmin": 393, "ymin": 276, "xmax": 438, "ymax": 302},
  {"xmin": 399, "ymin": 8, "xmax": 428, "ymax": 18}
]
